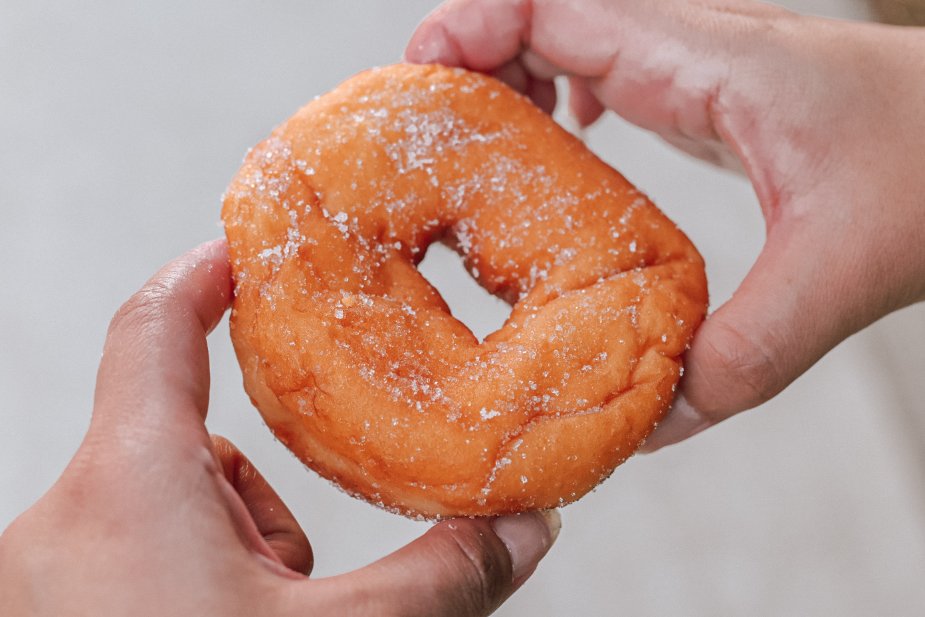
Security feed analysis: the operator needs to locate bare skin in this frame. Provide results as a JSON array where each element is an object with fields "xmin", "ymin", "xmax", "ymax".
[
  {"xmin": 3, "ymin": 2, "xmax": 925, "ymax": 613},
  {"xmin": 0, "ymin": 240, "xmax": 559, "ymax": 617},
  {"xmin": 405, "ymin": 0, "xmax": 925, "ymax": 449}
]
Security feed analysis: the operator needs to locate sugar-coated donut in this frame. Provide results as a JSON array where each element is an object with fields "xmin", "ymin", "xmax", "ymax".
[{"xmin": 222, "ymin": 64, "xmax": 707, "ymax": 518}]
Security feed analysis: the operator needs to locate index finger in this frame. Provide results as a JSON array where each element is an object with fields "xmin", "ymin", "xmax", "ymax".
[
  {"xmin": 406, "ymin": 0, "xmax": 528, "ymax": 71},
  {"xmin": 406, "ymin": 0, "xmax": 795, "ymax": 151},
  {"xmin": 405, "ymin": 0, "xmax": 618, "ymax": 77},
  {"xmin": 89, "ymin": 239, "xmax": 232, "ymax": 455}
]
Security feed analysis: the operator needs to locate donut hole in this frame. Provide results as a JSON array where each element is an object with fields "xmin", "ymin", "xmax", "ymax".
[{"xmin": 416, "ymin": 242, "xmax": 510, "ymax": 342}]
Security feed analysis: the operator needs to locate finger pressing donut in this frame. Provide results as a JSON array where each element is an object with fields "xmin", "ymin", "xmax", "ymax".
[
  {"xmin": 90, "ymin": 240, "xmax": 232, "ymax": 459},
  {"xmin": 294, "ymin": 512, "xmax": 560, "ymax": 617},
  {"xmin": 407, "ymin": 0, "xmax": 528, "ymax": 71}
]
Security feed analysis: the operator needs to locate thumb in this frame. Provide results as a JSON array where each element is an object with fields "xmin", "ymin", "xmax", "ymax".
[
  {"xmin": 642, "ymin": 223, "xmax": 866, "ymax": 451},
  {"xmin": 89, "ymin": 238, "xmax": 232, "ymax": 455},
  {"xmin": 294, "ymin": 511, "xmax": 560, "ymax": 617}
]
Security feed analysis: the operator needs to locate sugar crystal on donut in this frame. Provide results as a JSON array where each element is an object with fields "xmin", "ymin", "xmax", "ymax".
[{"xmin": 222, "ymin": 63, "xmax": 708, "ymax": 518}]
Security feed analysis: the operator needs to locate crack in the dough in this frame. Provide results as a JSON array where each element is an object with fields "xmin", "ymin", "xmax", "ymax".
[
  {"xmin": 476, "ymin": 283, "xmax": 662, "ymax": 498},
  {"xmin": 477, "ymin": 372, "xmax": 643, "ymax": 499}
]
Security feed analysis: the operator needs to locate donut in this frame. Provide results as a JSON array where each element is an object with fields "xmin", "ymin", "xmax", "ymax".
[{"xmin": 222, "ymin": 64, "xmax": 707, "ymax": 518}]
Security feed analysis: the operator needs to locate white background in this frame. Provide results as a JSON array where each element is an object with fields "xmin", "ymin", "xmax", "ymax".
[{"xmin": 2, "ymin": 1, "xmax": 924, "ymax": 615}]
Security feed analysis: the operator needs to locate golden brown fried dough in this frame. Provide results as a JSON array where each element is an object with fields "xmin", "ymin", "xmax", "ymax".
[{"xmin": 222, "ymin": 64, "xmax": 707, "ymax": 518}]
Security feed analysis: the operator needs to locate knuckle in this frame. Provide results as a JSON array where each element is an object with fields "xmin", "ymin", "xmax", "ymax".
[
  {"xmin": 697, "ymin": 319, "xmax": 786, "ymax": 410},
  {"xmin": 438, "ymin": 528, "xmax": 509, "ymax": 615},
  {"xmin": 108, "ymin": 280, "xmax": 174, "ymax": 336}
]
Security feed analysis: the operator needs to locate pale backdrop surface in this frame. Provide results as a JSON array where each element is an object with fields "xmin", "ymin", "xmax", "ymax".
[{"xmin": 2, "ymin": 1, "xmax": 924, "ymax": 615}]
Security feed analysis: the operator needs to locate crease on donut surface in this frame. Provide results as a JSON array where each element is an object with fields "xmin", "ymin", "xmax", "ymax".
[{"xmin": 222, "ymin": 63, "xmax": 709, "ymax": 518}]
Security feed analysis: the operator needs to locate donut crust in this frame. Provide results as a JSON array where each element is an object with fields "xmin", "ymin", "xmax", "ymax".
[{"xmin": 222, "ymin": 64, "xmax": 708, "ymax": 518}]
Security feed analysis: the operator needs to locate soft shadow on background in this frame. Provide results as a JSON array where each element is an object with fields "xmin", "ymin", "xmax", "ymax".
[{"xmin": 2, "ymin": 2, "xmax": 924, "ymax": 615}]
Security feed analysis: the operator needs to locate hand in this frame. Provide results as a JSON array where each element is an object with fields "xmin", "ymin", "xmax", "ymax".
[
  {"xmin": 0, "ymin": 240, "xmax": 560, "ymax": 617},
  {"xmin": 406, "ymin": 0, "xmax": 925, "ymax": 449}
]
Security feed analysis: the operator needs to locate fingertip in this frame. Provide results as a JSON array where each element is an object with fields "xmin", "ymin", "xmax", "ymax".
[
  {"xmin": 405, "ymin": 1, "xmax": 470, "ymax": 66},
  {"xmin": 405, "ymin": 0, "xmax": 529, "ymax": 71},
  {"xmin": 194, "ymin": 235, "xmax": 232, "ymax": 281},
  {"xmin": 184, "ymin": 237, "xmax": 228, "ymax": 274},
  {"xmin": 405, "ymin": 19, "xmax": 457, "ymax": 65},
  {"xmin": 490, "ymin": 509, "xmax": 560, "ymax": 585},
  {"xmin": 174, "ymin": 237, "xmax": 234, "ymax": 334},
  {"xmin": 637, "ymin": 395, "xmax": 712, "ymax": 453},
  {"xmin": 198, "ymin": 236, "xmax": 229, "ymax": 258},
  {"xmin": 92, "ymin": 240, "xmax": 234, "ymax": 448}
]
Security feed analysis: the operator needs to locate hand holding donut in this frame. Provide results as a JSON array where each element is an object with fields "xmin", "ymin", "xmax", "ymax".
[
  {"xmin": 406, "ymin": 0, "xmax": 925, "ymax": 449},
  {"xmin": 0, "ymin": 241, "xmax": 558, "ymax": 617}
]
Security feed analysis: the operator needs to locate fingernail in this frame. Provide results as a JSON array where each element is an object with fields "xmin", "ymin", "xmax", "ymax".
[
  {"xmin": 491, "ymin": 510, "xmax": 561, "ymax": 583},
  {"xmin": 637, "ymin": 394, "xmax": 711, "ymax": 453},
  {"xmin": 407, "ymin": 29, "xmax": 446, "ymax": 65}
]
